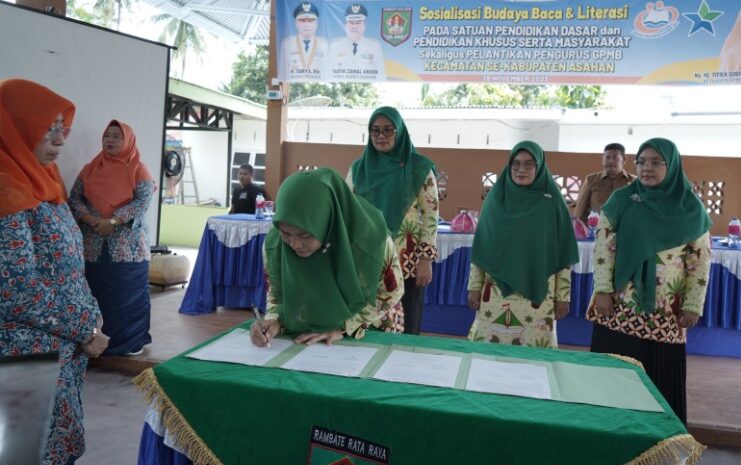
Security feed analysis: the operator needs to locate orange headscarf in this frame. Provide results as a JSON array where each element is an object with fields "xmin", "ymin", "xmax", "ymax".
[
  {"xmin": 79, "ymin": 120, "xmax": 153, "ymax": 218},
  {"xmin": 0, "ymin": 79, "xmax": 75, "ymax": 217}
]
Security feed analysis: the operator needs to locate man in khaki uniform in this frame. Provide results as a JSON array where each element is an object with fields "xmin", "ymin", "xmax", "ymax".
[
  {"xmin": 328, "ymin": 3, "xmax": 386, "ymax": 82},
  {"xmin": 281, "ymin": 2, "xmax": 328, "ymax": 82},
  {"xmin": 574, "ymin": 143, "xmax": 636, "ymax": 222}
]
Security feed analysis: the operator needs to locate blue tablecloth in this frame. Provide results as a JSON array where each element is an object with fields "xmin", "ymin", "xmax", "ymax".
[
  {"xmin": 423, "ymin": 233, "xmax": 741, "ymax": 358},
  {"xmin": 180, "ymin": 218, "xmax": 741, "ymax": 357},
  {"xmin": 179, "ymin": 215, "xmax": 272, "ymax": 314},
  {"xmin": 138, "ymin": 424, "xmax": 191, "ymax": 465}
]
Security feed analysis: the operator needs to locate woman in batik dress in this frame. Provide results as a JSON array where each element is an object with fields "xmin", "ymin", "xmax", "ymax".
[
  {"xmin": 347, "ymin": 106, "xmax": 439, "ymax": 334},
  {"xmin": 250, "ymin": 167, "xmax": 404, "ymax": 347},
  {"xmin": 0, "ymin": 78, "xmax": 108, "ymax": 465},
  {"xmin": 68, "ymin": 120, "xmax": 156, "ymax": 356},
  {"xmin": 588, "ymin": 138, "xmax": 711, "ymax": 424},
  {"xmin": 467, "ymin": 141, "xmax": 579, "ymax": 348}
]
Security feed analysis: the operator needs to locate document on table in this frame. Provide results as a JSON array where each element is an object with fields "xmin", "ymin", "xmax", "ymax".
[
  {"xmin": 553, "ymin": 362, "xmax": 663, "ymax": 412},
  {"xmin": 281, "ymin": 343, "xmax": 379, "ymax": 377},
  {"xmin": 466, "ymin": 358, "xmax": 552, "ymax": 400},
  {"xmin": 187, "ymin": 328, "xmax": 293, "ymax": 366},
  {"xmin": 372, "ymin": 348, "xmax": 464, "ymax": 388}
]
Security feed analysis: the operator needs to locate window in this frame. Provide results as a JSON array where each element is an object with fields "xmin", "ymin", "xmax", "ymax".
[{"xmin": 230, "ymin": 152, "xmax": 266, "ymax": 195}]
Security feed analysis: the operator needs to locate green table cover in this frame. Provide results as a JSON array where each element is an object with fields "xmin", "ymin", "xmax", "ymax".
[{"xmin": 135, "ymin": 322, "xmax": 703, "ymax": 465}]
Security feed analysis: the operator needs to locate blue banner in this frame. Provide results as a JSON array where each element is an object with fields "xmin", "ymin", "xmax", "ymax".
[{"xmin": 275, "ymin": 0, "xmax": 741, "ymax": 84}]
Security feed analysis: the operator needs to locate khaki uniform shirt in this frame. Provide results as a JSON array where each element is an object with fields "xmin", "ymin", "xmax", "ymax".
[{"xmin": 574, "ymin": 170, "xmax": 636, "ymax": 222}]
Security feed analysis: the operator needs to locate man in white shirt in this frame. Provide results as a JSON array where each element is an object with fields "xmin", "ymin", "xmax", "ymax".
[
  {"xmin": 328, "ymin": 3, "xmax": 386, "ymax": 82},
  {"xmin": 280, "ymin": 2, "xmax": 328, "ymax": 82}
]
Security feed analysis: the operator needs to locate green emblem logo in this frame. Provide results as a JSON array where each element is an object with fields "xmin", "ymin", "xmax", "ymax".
[{"xmin": 381, "ymin": 8, "xmax": 412, "ymax": 46}]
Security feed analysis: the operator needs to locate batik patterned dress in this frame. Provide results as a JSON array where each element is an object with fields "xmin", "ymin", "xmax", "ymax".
[
  {"xmin": 586, "ymin": 215, "xmax": 711, "ymax": 343},
  {"xmin": 467, "ymin": 265, "xmax": 571, "ymax": 348},
  {"xmin": 68, "ymin": 178, "xmax": 156, "ymax": 354},
  {"xmin": 393, "ymin": 170, "xmax": 439, "ymax": 278},
  {"xmin": 264, "ymin": 236, "xmax": 406, "ymax": 336},
  {"xmin": 68, "ymin": 179, "xmax": 156, "ymax": 263},
  {"xmin": 0, "ymin": 202, "xmax": 100, "ymax": 465},
  {"xmin": 347, "ymin": 170, "xmax": 439, "ymax": 278}
]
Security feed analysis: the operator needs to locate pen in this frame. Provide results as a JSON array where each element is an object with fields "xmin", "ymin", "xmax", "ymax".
[{"xmin": 253, "ymin": 308, "xmax": 271, "ymax": 348}]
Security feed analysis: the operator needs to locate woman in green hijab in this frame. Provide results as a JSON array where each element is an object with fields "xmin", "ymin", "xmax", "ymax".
[
  {"xmin": 467, "ymin": 141, "xmax": 579, "ymax": 348},
  {"xmin": 588, "ymin": 138, "xmax": 711, "ymax": 424},
  {"xmin": 250, "ymin": 168, "xmax": 405, "ymax": 347},
  {"xmin": 347, "ymin": 106, "xmax": 439, "ymax": 335}
]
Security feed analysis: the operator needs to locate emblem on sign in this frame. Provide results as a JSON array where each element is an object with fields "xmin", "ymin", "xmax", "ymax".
[{"xmin": 381, "ymin": 8, "xmax": 412, "ymax": 46}]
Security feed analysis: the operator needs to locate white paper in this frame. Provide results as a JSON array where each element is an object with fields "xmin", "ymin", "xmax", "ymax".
[
  {"xmin": 466, "ymin": 358, "xmax": 552, "ymax": 400},
  {"xmin": 187, "ymin": 329, "xmax": 293, "ymax": 366},
  {"xmin": 372, "ymin": 350, "xmax": 463, "ymax": 388},
  {"xmin": 281, "ymin": 343, "xmax": 378, "ymax": 377}
]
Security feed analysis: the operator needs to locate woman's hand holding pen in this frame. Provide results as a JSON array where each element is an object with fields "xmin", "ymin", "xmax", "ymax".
[{"xmin": 250, "ymin": 319, "xmax": 281, "ymax": 347}]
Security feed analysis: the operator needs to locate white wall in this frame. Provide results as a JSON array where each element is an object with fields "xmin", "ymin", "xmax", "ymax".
[
  {"xmin": 181, "ymin": 131, "xmax": 229, "ymax": 206},
  {"xmin": 233, "ymin": 119, "xmax": 267, "ymax": 153},
  {"xmin": 558, "ymin": 122, "xmax": 741, "ymax": 156},
  {"xmin": 0, "ymin": 3, "xmax": 169, "ymax": 245},
  {"xmin": 284, "ymin": 116, "xmax": 563, "ymax": 151},
  {"xmin": 186, "ymin": 108, "xmax": 741, "ymax": 202}
]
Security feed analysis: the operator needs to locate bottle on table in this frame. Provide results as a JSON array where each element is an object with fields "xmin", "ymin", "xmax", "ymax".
[
  {"xmin": 728, "ymin": 217, "xmax": 741, "ymax": 248},
  {"xmin": 587, "ymin": 210, "xmax": 600, "ymax": 240},
  {"xmin": 255, "ymin": 193, "xmax": 265, "ymax": 219}
]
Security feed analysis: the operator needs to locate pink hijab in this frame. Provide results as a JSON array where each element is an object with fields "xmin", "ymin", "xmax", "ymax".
[{"xmin": 79, "ymin": 120, "xmax": 152, "ymax": 217}]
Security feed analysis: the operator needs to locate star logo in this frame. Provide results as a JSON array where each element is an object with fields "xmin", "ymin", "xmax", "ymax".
[{"xmin": 682, "ymin": 0, "xmax": 724, "ymax": 36}]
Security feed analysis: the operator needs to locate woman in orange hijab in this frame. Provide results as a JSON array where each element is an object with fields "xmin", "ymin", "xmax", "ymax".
[
  {"xmin": 69, "ymin": 121, "xmax": 156, "ymax": 356},
  {"xmin": 1, "ymin": 78, "xmax": 109, "ymax": 465}
]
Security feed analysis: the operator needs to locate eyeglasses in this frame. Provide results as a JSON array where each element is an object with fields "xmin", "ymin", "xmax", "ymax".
[
  {"xmin": 635, "ymin": 159, "xmax": 666, "ymax": 169},
  {"xmin": 48, "ymin": 123, "xmax": 71, "ymax": 139},
  {"xmin": 369, "ymin": 126, "xmax": 396, "ymax": 138},
  {"xmin": 510, "ymin": 161, "xmax": 537, "ymax": 171}
]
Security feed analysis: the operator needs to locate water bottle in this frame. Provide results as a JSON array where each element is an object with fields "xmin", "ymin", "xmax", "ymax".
[
  {"xmin": 728, "ymin": 218, "xmax": 741, "ymax": 248},
  {"xmin": 587, "ymin": 210, "xmax": 600, "ymax": 240},
  {"xmin": 255, "ymin": 193, "xmax": 265, "ymax": 219}
]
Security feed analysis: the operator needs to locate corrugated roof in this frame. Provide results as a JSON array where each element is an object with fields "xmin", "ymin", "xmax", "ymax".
[{"xmin": 142, "ymin": 0, "xmax": 270, "ymax": 43}]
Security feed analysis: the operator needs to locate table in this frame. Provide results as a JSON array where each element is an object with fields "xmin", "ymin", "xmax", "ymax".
[
  {"xmin": 135, "ymin": 323, "xmax": 701, "ymax": 465},
  {"xmin": 179, "ymin": 215, "xmax": 272, "ymax": 314},
  {"xmin": 423, "ymin": 232, "xmax": 741, "ymax": 358},
  {"xmin": 180, "ymin": 217, "xmax": 741, "ymax": 357}
]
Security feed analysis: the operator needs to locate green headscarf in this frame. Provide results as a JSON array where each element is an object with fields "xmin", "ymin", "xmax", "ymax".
[
  {"xmin": 471, "ymin": 141, "xmax": 579, "ymax": 305},
  {"xmin": 351, "ymin": 106, "xmax": 436, "ymax": 235},
  {"xmin": 602, "ymin": 138, "xmax": 711, "ymax": 313},
  {"xmin": 264, "ymin": 168, "xmax": 389, "ymax": 334}
]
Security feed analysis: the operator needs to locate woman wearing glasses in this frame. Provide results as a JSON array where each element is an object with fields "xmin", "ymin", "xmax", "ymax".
[
  {"xmin": 0, "ymin": 79, "xmax": 109, "ymax": 465},
  {"xmin": 467, "ymin": 141, "xmax": 578, "ymax": 348},
  {"xmin": 587, "ymin": 138, "xmax": 711, "ymax": 424},
  {"xmin": 347, "ymin": 106, "xmax": 439, "ymax": 334},
  {"xmin": 68, "ymin": 121, "xmax": 156, "ymax": 356}
]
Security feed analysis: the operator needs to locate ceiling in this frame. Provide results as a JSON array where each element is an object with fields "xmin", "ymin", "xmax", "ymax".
[{"xmin": 141, "ymin": 0, "xmax": 270, "ymax": 43}]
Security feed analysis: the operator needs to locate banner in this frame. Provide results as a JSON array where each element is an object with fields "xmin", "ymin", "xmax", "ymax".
[{"xmin": 275, "ymin": 0, "xmax": 741, "ymax": 85}]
